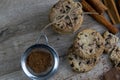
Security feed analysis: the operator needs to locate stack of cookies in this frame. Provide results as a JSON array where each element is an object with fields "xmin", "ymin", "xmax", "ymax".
[
  {"xmin": 49, "ymin": 0, "xmax": 83, "ymax": 34},
  {"xmin": 68, "ymin": 29, "xmax": 105, "ymax": 72},
  {"xmin": 103, "ymin": 31, "xmax": 119, "ymax": 53},
  {"xmin": 68, "ymin": 29, "xmax": 120, "ymax": 73},
  {"xmin": 110, "ymin": 47, "xmax": 120, "ymax": 69},
  {"xmin": 103, "ymin": 31, "xmax": 120, "ymax": 69}
]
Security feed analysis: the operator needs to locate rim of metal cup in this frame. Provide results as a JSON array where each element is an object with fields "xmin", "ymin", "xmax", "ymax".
[{"xmin": 21, "ymin": 34, "xmax": 59, "ymax": 80}]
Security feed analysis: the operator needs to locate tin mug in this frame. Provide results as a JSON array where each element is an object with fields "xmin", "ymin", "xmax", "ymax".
[{"xmin": 21, "ymin": 33, "xmax": 59, "ymax": 80}]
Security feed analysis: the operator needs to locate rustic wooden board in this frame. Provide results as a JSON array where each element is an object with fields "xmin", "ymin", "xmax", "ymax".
[{"xmin": 0, "ymin": 0, "xmax": 119, "ymax": 80}]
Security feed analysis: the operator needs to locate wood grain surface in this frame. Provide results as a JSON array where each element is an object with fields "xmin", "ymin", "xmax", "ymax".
[{"xmin": 0, "ymin": 0, "xmax": 119, "ymax": 80}]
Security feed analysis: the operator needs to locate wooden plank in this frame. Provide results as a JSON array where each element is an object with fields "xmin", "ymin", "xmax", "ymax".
[
  {"xmin": 0, "ymin": 70, "xmax": 29, "ymax": 80},
  {"xmin": 0, "ymin": 0, "xmax": 52, "ymax": 42}
]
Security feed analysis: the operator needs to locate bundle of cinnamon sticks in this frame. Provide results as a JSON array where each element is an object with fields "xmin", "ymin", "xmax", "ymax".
[
  {"xmin": 80, "ymin": 0, "xmax": 119, "ymax": 34},
  {"xmin": 103, "ymin": 0, "xmax": 120, "ymax": 24}
]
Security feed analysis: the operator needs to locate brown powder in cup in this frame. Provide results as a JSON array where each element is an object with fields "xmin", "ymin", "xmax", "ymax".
[{"xmin": 26, "ymin": 50, "xmax": 52, "ymax": 73}]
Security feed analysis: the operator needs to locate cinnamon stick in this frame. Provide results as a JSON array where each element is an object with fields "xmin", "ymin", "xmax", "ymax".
[
  {"xmin": 103, "ymin": 0, "xmax": 120, "ymax": 24},
  {"xmin": 86, "ymin": 0, "xmax": 107, "ymax": 15},
  {"xmin": 118, "ymin": 0, "xmax": 120, "ymax": 15},
  {"xmin": 81, "ymin": 0, "xmax": 119, "ymax": 34}
]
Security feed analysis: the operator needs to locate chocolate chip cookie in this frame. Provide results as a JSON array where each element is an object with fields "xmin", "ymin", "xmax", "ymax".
[
  {"xmin": 73, "ymin": 29, "xmax": 105, "ymax": 59},
  {"xmin": 103, "ymin": 31, "xmax": 119, "ymax": 54},
  {"xmin": 49, "ymin": 0, "xmax": 83, "ymax": 34},
  {"xmin": 110, "ymin": 46, "xmax": 120, "ymax": 69},
  {"xmin": 68, "ymin": 46, "xmax": 99, "ymax": 72}
]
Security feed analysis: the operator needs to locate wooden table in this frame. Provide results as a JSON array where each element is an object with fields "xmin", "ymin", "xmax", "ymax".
[{"xmin": 0, "ymin": 0, "xmax": 119, "ymax": 80}]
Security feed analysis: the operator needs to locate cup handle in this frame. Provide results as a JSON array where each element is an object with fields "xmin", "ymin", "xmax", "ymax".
[{"xmin": 36, "ymin": 33, "xmax": 48, "ymax": 45}]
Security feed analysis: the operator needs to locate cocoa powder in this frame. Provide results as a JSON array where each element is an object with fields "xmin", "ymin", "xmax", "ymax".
[{"xmin": 27, "ymin": 49, "xmax": 52, "ymax": 73}]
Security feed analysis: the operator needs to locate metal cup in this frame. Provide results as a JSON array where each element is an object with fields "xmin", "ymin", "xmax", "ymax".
[{"xmin": 21, "ymin": 34, "xmax": 59, "ymax": 80}]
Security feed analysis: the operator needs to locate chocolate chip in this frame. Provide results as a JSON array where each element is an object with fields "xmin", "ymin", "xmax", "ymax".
[
  {"xmin": 66, "ymin": 5, "xmax": 70, "ymax": 8},
  {"xmin": 91, "ymin": 32, "xmax": 95, "ymax": 35},
  {"xmin": 53, "ymin": 4, "xmax": 56, "ymax": 8},
  {"xmin": 90, "ymin": 49, "xmax": 93, "ymax": 53},
  {"xmin": 60, "ymin": 26, "xmax": 63, "ymax": 29},
  {"xmin": 81, "ymin": 71, "xmax": 85, "ymax": 73},
  {"xmin": 57, "ymin": 24, "xmax": 60, "ymax": 26},
  {"xmin": 86, "ymin": 60, "xmax": 90, "ymax": 64},
  {"xmin": 65, "ymin": 16, "xmax": 69, "ymax": 20},
  {"xmin": 77, "ymin": 37, "xmax": 80, "ymax": 40},
  {"xmin": 94, "ymin": 58, "xmax": 96, "ymax": 63},
  {"xmin": 113, "ymin": 63, "xmax": 116, "ymax": 66},
  {"xmin": 66, "ymin": 21, "xmax": 72, "ymax": 27},
  {"xmin": 97, "ymin": 44, "xmax": 100, "ymax": 48},
  {"xmin": 105, "ymin": 38, "xmax": 110, "ymax": 41},
  {"xmin": 60, "ymin": 9, "xmax": 62, "ymax": 12},
  {"xmin": 93, "ymin": 39, "xmax": 96, "ymax": 41},
  {"xmin": 85, "ymin": 35, "xmax": 87, "ymax": 37},
  {"xmin": 79, "ymin": 33, "xmax": 83, "ymax": 35},
  {"xmin": 69, "ymin": 45, "xmax": 73, "ymax": 49},
  {"xmin": 77, "ymin": 43, "xmax": 80, "ymax": 46},
  {"xmin": 63, "ymin": 10, "xmax": 65, "ymax": 13},
  {"xmin": 74, "ymin": 46, "xmax": 79, "ymax": 49},
  {"xmin": 101, "ymin": 42, "xmax": 104, "ymax": 45},
  {"xmin": 74, "ymin": 54, "xmax": 77, "ymax": 59},
  {"xmin": 70, "ymin": 62, "xmax": 74, "ymax": 67},
  {"xmin": 68, "ymin": 1, "xmax": 70, "ymax": 4},
  {"xmin": 65, "ymin": 5, "xmax": 71, "ymax": 10},
  {"xmin": 108, "ymin": 34, "xmax": 112, "ymax": 38},
  {"xmin": 98, "ymin": 38, "xmax": 100, "ymax": 40},
  {"xmin": 105, "ymin": 42, "xmax": 109, "ymax": 46},
  {"xmin": 81, "ymin": 44, "xmax": 84, "ymax": 49},
  {"xmin": 57, "ymin": 15, "xmax": 64, "ymax": 19},
  {"xmin": 74, "ymin": 17, "xmax": 78, "ymax": 20},
  {"xmin": 117, "ymin": 62, "xmax": 120, "ymax": 67},
  {"xmin": 60, "ymin": 9, "xmax": 65, "ymax": 13},
  {"xmin": 76, "ymin": 68, "xmax": 79, "ymax": 71},
  {"xmin": 88, "ymin": 44, "xmax": 92, "ymax": 46},
  {"xmin": 83, "ymin": 69, "xmax": 86, "ymax": 72},
  {"xmin": 116, "ymin": 48, "xmax": 119, "ymax": 52},
  {"xmin": 79, "ymin": 62, "xmax": 81, "ymax": 65},
  {"xmin": 69, "ymin": 57, "xmax": 73, "ymax": 60}
]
